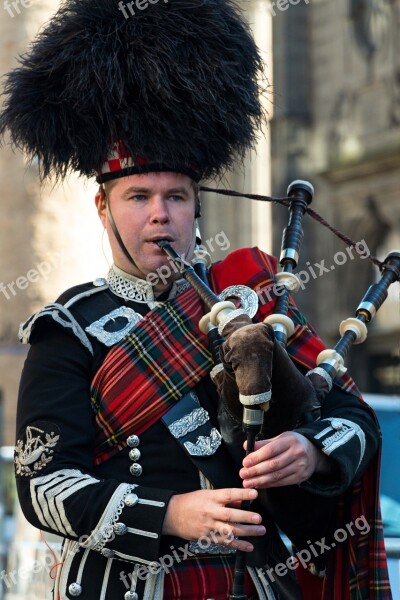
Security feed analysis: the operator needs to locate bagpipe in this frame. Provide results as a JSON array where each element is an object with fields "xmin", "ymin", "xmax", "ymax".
[{"xmin": 156, "ymin": 180, "xmax": 400, "ymax": 600}]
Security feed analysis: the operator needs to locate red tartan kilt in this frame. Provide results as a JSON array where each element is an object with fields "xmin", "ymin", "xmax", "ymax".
[{"xmin": 163, "ymin": 555, "xmax": 257, "ymax": 600}]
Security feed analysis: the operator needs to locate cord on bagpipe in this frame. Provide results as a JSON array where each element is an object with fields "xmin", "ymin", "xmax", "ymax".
[{"xmin": 157, "ymin": 182, "xmax": 400, "ymax": 600}]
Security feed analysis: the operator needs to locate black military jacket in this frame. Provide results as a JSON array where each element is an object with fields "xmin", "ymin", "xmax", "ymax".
[{"xmin": 15, "ymin": 272, "xmax": 379, "ymax": 600}]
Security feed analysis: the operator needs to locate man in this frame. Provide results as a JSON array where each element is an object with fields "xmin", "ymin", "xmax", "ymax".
[
  {"xmin": 12, "ymin": 165, "xmax": 384, "ymax": 599},
  {"xmin": 0, "ymin": 0, "xmax": 391, "ymax": 598}
]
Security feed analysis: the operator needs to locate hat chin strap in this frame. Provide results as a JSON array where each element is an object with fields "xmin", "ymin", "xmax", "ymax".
[{"xmin": 106, "ymin": 199, "xmax": 138, "ymax": 268}]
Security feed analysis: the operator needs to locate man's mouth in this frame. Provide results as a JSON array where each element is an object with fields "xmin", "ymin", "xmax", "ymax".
[{"xmin": 147, "ymin": 236, "xmax": 174, "ymax": 246}]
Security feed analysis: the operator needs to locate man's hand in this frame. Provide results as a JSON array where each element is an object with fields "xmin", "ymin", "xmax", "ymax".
[
  {"xmin": 240, "ymin": 432, "xmax": 332, "ymax": 488},
  {"xmin": 162, "ymin": 488, "xmax": 266, "ymax": 552}
]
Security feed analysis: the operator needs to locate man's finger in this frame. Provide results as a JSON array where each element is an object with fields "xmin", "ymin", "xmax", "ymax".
[
  {"xmin": 216, "ymin": 487, "xmax": 258, "ymax": 504},
  {"xmin": 243, "ymin": 436, "xmax": 291, "ymax": 467}
]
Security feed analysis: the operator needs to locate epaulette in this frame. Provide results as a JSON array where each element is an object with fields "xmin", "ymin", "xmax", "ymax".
[{"xmin": 18, "ymin": 278, "xmax": 109, "ymax": 355}]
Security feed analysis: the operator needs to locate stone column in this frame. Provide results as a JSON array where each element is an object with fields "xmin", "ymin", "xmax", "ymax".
[{"xmin": 200, "ymin": 0, "xmax": 273, "ymax": 261}]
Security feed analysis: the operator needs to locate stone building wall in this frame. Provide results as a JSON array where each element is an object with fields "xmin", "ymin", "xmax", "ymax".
[
  {"xmin": 200, "ymin": 0, "xmax": 273, "ymax": 260},
  {"xmin": 271, "ymin": 0, "xmax": 400, "ymax": 393},
  {"xmin": 0, "ymin": 2, "xmax": 107, "ymax": 447}
]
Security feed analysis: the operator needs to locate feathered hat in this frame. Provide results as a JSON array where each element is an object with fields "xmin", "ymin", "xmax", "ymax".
[{"xmin": 0, "ymin": 0, "xmax": 267, "ymax": 183}]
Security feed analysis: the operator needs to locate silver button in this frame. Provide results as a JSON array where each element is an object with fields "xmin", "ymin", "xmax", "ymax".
[
  {"xmin": 129, "ymin": 448, "xmax": 141, "ymax": 462},
  {"xmin": 331, "ymin": 419, "xmax": 343, "ymax": 430},
  {"xmin": 68, "ymin": 583, "xmax": 82, "ymax": 597},
  {"xmin": 93, "ymin": 278, "xmax": 107, "ymax": 287},
  {"xmin": 124, "ymin": 592, "xmax": 139, "ymax": 600},
  {"xmin": 101, "ymin": 548, "xmax": 115, "ymax": 559},
  {"xmin": 125, "ymin": 493, "xmax": 139, "ymax": 507},
  {"xmin": 127, "ymin": 435, "xmax": 140, "ymax": 448},
  {"xmin": 114, "ymin": 522, "xmax": 128, "ymax": 535},
  {"xmin": 130, "ymin": 463, "xmax": 143, "ymax": 477}
]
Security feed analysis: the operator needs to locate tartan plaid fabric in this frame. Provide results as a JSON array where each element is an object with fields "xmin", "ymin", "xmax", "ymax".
[
  {"xmin": 90, "ymin": 286, "xmax": 213, "ymax": 464},
  {"xmin": 323, "ymin": 451, "xmax": 392, "ymax": 600},
  {"xmin": 163, "ymin": 554, "xmax": 257, "ymax": 600}
]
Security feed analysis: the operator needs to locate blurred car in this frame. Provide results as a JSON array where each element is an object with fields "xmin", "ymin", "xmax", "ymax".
[{"xmin": 364, "ymin": 394, "xmax": 400, "ymax": 596}]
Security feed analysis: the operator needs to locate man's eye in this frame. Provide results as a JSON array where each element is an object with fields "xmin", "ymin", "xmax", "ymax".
[
  {"xmin": 169, "ymin": 195, "xmax": 184, "ymax": 201},
  {"xmin": 129, "ymin": 194, "xmax": 147, "ymax": 201}
]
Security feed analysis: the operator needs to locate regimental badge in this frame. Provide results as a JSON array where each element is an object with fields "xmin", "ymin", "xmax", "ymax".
[{"xmin": 15, "ymin": 423, "xmax": 60, "ymax": 477}]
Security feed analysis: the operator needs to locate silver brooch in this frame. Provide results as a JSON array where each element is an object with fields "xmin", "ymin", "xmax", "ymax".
[
  {"xmin": 218, "ymin": 285, "xmax": 259, "ymax": 319},
  {"xmin": 86, "ymin": 307, "xmax": 142, "ymax": 346}
]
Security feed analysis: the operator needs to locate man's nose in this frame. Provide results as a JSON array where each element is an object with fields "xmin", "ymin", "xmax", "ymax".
[{"xmin": 149, "ymin": 196, "xmax": 169, "ymax": 224}]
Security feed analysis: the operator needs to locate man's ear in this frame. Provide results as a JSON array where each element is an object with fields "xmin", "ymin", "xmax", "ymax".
[{"xmin": 95, "ymin": 189, "xmax": 107, "ymax": 227}]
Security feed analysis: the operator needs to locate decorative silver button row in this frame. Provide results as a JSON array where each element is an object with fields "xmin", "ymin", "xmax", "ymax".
[
  {"xmin": 68, "ymin": 582, "xmax": 82, "ymax": 597},
  {"xmin": 130, "ymin": 463, "xmax": 143, "ymax": 476},
  {"xmin": 127, "ymin": 435, "xmax": 142, "ymax": 477},
  {"xmin": 125, "ymin": 493, "xmax": 139, "ymax": 507},
  {"xmin": 129, "ymin": 448, "xmax": 141, "ymax": 461},
  {"xmin": 69, "ymin": 577, "xmax": 139, "ymax": 600},
  {"xmin": 127, "ymin": 434, "xmax": 140, "ymax": 448},
  {"xmin": 70, "ymin": 579, "xmax": 137, "ymax": 597},
  {"xmin": 114, "ymin": 522, "xmax": 128, "ymax": 535}
]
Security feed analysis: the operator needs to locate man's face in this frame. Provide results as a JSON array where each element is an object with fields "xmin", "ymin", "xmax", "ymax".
[{"xmin": 95, "ymin": 172, "xmax": 197, "ymax": 289}]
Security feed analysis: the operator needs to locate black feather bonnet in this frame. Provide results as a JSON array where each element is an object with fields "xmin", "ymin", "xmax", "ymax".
[{"xmin": 0, "ymin": 0, "xmax": 267, "ymax": 182}]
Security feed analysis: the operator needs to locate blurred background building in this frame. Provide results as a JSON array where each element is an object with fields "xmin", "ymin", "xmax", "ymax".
[
  {"xmin": 0, "ymin": 0, "xmax": 399, "ymax": 598},
  {"xmin": 0, "ymin": 2, "xmax": 106, "ymax": 596},
  {"xmin": 270, "ymin": 0, "xmax": 400, "ymax": 394}
]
